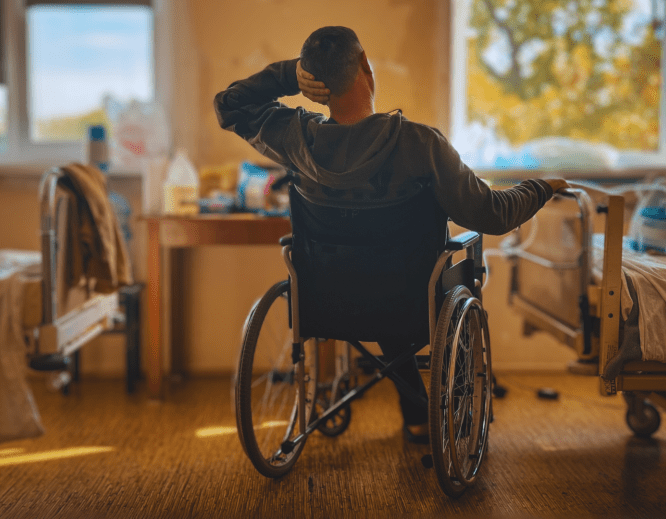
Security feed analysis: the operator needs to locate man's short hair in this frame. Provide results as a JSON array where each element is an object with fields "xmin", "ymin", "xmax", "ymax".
[{"xmin": 300, "ymin": 26, "xmax": 363, "ymax": 96}]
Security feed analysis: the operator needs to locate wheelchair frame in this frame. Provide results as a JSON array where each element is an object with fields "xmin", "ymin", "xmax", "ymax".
[
  {"xmin": 279, "ymin": 230, "xmax": 485, "ymax": 449},
  {"xmin": 235, "ymin": 221, "xmax": 492, "ymax": 497}
]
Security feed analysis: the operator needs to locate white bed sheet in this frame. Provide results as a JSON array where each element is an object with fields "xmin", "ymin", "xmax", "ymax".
[{"xmin": 591, "ymin": 234, "xmax": 666, "ymax": 363}]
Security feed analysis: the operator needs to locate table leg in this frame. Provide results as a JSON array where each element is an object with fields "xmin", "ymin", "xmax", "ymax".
[
  {"xmin": 147, "ymin": 220, "xmax": 163, "ymax": 398},
  {"xmin": 163, "ymin": 247, "xmax": 173, "ymax": 378}
]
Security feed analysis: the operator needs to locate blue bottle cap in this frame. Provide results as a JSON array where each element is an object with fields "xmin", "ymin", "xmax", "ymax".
[
  {"xmin": 88, "ymin": 125, "xmax": 106, "ymax": 142},
  {"xmin": 640, "ymin": 206, "xmax": 666, "ymax": 220}
]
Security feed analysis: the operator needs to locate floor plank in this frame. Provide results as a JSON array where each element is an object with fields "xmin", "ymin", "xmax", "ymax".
[{"xmin": 0, "ymin": 373, "xmax": 664, "ymax": 519}]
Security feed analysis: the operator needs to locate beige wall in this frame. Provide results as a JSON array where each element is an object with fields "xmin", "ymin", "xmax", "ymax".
[
  {"xmin": 187, "ymin": 0, "xmax": 449, "ymax": 168},
  {"xmin": 0, "ymin": 176, "xmax": 40, "ymax": 250}
]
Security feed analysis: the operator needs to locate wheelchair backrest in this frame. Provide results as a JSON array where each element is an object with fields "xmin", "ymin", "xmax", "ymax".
[{"xmin": 289, "ymin": 184, "xmax": 449, "ymax": 345}]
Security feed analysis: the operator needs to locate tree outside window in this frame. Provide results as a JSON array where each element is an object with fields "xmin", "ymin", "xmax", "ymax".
[{"xmin": 454, "ymin": 0, "xmax": 664, "ymax": 169}]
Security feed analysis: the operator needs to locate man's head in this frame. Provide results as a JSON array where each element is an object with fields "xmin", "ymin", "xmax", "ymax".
[{"xmin": 300, "ymin": 26, "xmax": 364, "ymax": 96}]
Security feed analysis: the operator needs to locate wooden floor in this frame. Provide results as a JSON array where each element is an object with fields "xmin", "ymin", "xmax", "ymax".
[{"xmin": 1, "ymin": 373, "xmax": 665, "ymax": 519}]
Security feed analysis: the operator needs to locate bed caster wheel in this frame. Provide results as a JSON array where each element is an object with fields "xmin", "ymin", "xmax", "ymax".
[
  {"xmin": 46, "ymin": 370, "xmax": 72, "ymax": 393},
  {"xmin": 625, "ymin": 395, "xmax": 661, "ymax": 438}
]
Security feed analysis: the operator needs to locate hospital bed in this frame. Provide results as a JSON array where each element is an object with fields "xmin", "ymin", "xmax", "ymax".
[
  {"xmin": 507, "ymin": 186, "xmax": 666, "ymax": 437},
  {"xmin": 4, "ymin": 167, "xmax": 141, "ymax": 394}
]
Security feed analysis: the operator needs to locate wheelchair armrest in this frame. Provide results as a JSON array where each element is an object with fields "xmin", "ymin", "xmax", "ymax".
[
  {"xmin": 446, "ymin": 231, "xmax": 480, "ymax": 251},
  {"xmin": 279, "ymin": 234, "xmax": 293, "ymax": 246}
]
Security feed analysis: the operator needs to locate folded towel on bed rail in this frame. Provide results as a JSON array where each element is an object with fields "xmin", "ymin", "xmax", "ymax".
[{"xmin": 59, "ymin": 163, "xmax": 133, "ymax": 294}]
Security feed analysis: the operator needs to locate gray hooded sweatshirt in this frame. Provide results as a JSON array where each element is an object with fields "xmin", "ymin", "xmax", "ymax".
[{"xmin": 214, "ymin": 58, "xmax": 553, "ymax": 235}]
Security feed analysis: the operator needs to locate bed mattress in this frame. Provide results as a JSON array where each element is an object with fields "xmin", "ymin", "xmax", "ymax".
[
  {"xmin": 591, "ymin": 234, "xmax": 666, "ymax": 363},
  {"xmin": 0, "ymin": 250, "xmax": 42, "ymax": 328},
  {"xmin": 0, "ymin": 250, "xmax": 90, "ymax": 329}
]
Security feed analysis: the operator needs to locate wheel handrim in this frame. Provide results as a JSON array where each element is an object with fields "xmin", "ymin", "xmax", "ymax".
[{"xmin": 446, "ymin": 298, "xmax": 491, "ymax": 486}]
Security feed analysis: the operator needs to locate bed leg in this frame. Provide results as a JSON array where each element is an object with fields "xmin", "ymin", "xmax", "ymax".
[{"xmin": 72, "ymin": 351, "xmax": 80, "ymax": 383}]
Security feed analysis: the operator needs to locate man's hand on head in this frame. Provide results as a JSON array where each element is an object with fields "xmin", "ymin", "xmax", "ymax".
[
  {"xmin": 297, "ymin": 60, "xmax": 330, "ymax": 106},
  {"xmin": 544, "ymin": 178, "xmax": 571, "ymax": 194}
]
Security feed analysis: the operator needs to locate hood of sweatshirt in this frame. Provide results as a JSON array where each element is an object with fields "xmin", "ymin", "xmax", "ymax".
[{"xmin": 283, "ymin": 111, "xmax": 402, "ymax": 191}]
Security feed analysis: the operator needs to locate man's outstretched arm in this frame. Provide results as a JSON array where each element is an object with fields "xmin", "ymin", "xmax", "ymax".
[{"xmin": 423, "ymin": 129, "xmax": 569, "ymax": 235}]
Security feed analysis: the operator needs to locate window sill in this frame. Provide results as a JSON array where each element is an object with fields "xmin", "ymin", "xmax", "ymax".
[
  {"xmin": 0, "ymin": 162, "xmax": 142, "ymax": 180},
  {"xmin": 479, "ymin": 166, "xmax": 666, "ymax": 183}
]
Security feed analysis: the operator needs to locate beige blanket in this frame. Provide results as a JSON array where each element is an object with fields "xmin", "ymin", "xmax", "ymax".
[
  {"xmin": 0, "ymin": 250, "xmax": 44, "ymax": 443},
  {"xmin": 591, "ymin": 234, "xmax": 666, "ymax": 362}
]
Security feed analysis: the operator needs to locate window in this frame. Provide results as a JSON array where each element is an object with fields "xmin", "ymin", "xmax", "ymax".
[
  {"xmin": 27, "ymin": 5, "xmax": 153, "ymax": 142},
  {"xmin": 1, "ymin": 0, "xmax": 157, "ymax": 165},
  {"xmin": 451, "ymin": 0, "xmax": 666, "ymax": 170}
]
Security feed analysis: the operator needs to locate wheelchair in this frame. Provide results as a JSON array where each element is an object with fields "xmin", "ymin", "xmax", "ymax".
[{"xmin": 234, "ymin": 184, "xmax": 492, "ymax": 498}]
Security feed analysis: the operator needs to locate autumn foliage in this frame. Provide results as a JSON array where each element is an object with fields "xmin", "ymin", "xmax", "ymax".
[{"xmin": 467, "ymin": 0, "xmax": 661, "ymax": 151}]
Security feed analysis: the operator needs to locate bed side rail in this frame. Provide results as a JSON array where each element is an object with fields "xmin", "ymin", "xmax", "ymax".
[
  {"xmin": 597, "ymin": 195, "xmax": 624, "ymax": 395},
  {"xmin": 508, "ymin": 188, "xmax": 595, "ymax": 357},
  {"xmin": 38, "ymin": 167, "xmax": 64, "ymax": 325}
]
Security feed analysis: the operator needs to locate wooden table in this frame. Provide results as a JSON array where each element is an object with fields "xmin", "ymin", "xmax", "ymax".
[{"xmin": 143, "ymin": 214, "xmax": 291, "ymax": 398}]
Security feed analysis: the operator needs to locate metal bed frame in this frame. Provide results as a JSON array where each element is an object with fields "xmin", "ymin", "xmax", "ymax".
[
  {"xmin": 508, "ymin": 188, "xmax": 666, "ymax": 436},
  {"xmin": 27, "ymin": 167, "xmax": 141, "ymax": 393}
]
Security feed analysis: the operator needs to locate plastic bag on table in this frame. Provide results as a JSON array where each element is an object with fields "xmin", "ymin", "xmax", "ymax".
[
  {"xmin": 104, "ymin": 96, "xmax": 170, "ymax": 174},
  {"xmin": 628, "ymin": 178, "xmax": 666, "ymax": 254}
]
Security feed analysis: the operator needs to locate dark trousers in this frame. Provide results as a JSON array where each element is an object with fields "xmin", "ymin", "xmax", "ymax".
[{"xmin": 377, "ymin": 340, "xmax": 428, "ymax": 425}]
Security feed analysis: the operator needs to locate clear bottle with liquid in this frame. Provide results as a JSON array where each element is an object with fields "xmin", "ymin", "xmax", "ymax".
[{"xmin": 163, "ymin": 149, "xmax": 199, "ymax": 215}]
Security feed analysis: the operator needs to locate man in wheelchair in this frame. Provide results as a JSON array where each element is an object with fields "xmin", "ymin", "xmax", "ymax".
[{"xmin": 215, "ymin": 26, "xmax": 569, "ymax": 494}]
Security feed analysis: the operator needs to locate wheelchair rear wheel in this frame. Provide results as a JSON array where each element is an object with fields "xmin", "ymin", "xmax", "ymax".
[
  {"xmin": 236, "ymin": 280, "xmax": 319, "ymax": 478},
  {"xmin": 429, "ymin": 285, "xmax": 492, "ymax": 498}
]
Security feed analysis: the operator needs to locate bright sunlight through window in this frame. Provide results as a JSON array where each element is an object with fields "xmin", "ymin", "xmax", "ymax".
[
  {"xmin": 26, "ymin": 5, "xmax": 153, "ymax": 142},
  {"xmin": 453, "ymin": 0, "xmax": 665, "ymax": 170},
  {"xmin": 0, "ymin": 446, "xmax": 115, "ymax": 467}
]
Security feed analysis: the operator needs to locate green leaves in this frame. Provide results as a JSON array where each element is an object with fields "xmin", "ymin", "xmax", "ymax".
[{"xmin": 466, "ymin": 0, "xmax": 660, "ymax": 150}]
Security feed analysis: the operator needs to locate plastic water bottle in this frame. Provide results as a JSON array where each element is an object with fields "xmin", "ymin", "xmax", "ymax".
[
  {"xmin": 88, "ymin": 125, "xmax": 109, "ymax": 172},
  {"xmin": 163, "ymin": 149, "xmax": 199, "ymax": 215},
  {"xmin": 88, "ymin": 125, "xmax": 133, "ymax": 244}
]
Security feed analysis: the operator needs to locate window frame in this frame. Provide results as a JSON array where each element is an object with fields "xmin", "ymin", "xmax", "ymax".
[
  {"xmin": 0, "ymin": 0, "xmax": 171, "ymax": 170},
  {"xmin": 450, "ymin": 0, "xmax": 666, "ymax": 172}
]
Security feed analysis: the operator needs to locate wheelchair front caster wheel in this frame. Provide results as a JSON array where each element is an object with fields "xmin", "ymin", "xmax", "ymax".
[
  {"xmin": 315, "ymin": 385, "xmax": 352, "ymax": 437},
  {"xmin": 626, "ymin": 399, "xmax": 661, "ymax": 438}
]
